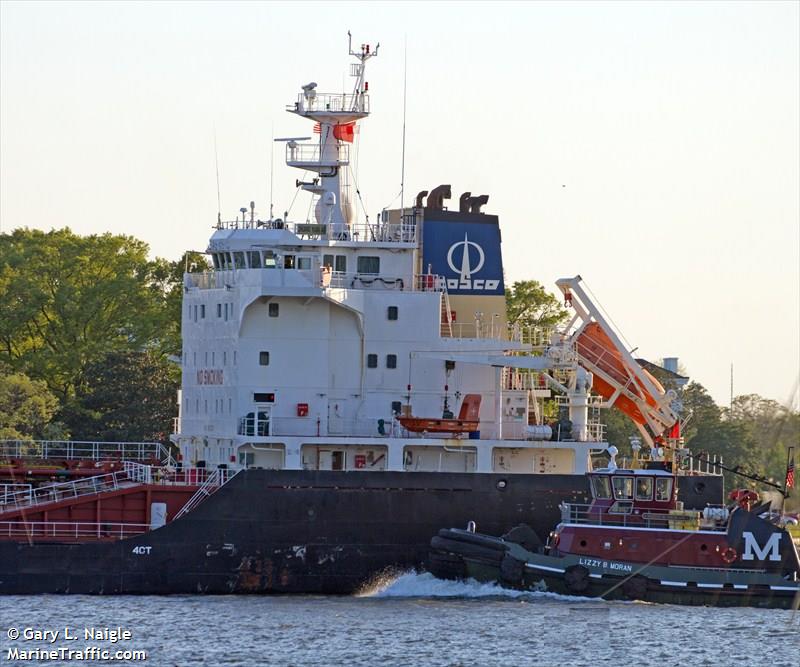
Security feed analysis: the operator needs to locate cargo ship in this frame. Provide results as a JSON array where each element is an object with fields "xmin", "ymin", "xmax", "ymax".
[{"xmin": 0, "ymin": 36, "xmax": 722, "ymax": 594}]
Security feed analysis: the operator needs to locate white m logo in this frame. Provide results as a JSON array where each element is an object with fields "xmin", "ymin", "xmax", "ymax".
[{"xmin": 741, "ymin": 532, "xmax": 781, "ymax": 561}]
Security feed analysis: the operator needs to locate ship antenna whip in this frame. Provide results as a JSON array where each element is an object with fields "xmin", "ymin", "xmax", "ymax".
[
  {"xmin": 400, "ymin": 34, "xmax": 408, "ymax": 213},
  {"xmin": 269, "ymin": 122, "xmax": 275, "ymax": 220},
  {"xmin": 214, "ymin": 125, "xmax": 222, "ymax": 222}
]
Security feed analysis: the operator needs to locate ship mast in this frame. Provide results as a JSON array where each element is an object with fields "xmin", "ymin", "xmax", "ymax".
[{"xmin": 285, "ymin": 33, "xmax": 379, "ymax": 239}]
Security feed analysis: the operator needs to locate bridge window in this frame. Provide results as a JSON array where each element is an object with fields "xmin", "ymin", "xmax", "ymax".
[
  {"xmin": 635, "ymin": 477, "xmax": 653, "ymax": 501},
  {"xmin": 367, "ymin": 354, "xmax": 378, "ymax": 368},
  {"xmin": 284, "ymin": 255, "xmax": 295, "ymax": 269},
  {"xmin": 323, "ymin": 254, "xmax": 347, "ymax": 272},
  {"xmin": 590, "ymin": 475, "xmax": 612, "ymax": 499},
  {"xmin": 234, "ymin": 252, "xmax": 246, "ymax": 269},
  {"xmin": 249, "ymin": 251, "xmax": 262, "ymax": 269},
  {"xmin": 217, "ymin": 303, "xmax": 222, "ymax": 318},
  {"xmin": 212, "ymin": 254, "xmax": 221, "ymax": 269},
  {"xmin": 612, "ymin": 476, "xmax": 634, "ymax": 500},
  {"xmin": 386, "ymin": 354, "xmax": 397, "ymax": 369},
  {"xmin": 357, "ymin": 256, "xmax": 380, "ymax": 274},
  {"xmin": 387, "ymin": 306, "xmax": 398, "ymax": 321},
  {"xmin": 655, "ymin": 477, "xmax": 673, "ymax": 502},
  {"xmin": 200, "ymin": 305, "xmax": 206, "ymax": 319},
  {"xmin": 297, "ymin": 257, "xmax": 312, "ymax": 270},
  {"xmin": 268, "ymin": 303, "xmax": 279, "ymax": 317},
  {"xmin": 264, "ymin": 251, "xmax": 277, "ymax": 268}
]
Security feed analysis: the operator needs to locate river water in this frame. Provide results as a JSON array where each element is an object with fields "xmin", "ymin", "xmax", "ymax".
[{"xmin": 1, "ymin": 571, "xmax": 797, "ymax": 666}]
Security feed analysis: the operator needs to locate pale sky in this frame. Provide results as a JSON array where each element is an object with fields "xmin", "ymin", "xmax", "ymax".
[{"xmin": 1, "ymin": 1, "xmax": 798, "ymax": 408}]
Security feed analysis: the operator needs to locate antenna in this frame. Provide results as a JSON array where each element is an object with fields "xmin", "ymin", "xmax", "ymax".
[
  {"xmin": 400, "ymin": 34, "xmax": 407, "ymax": 214},
  {"xmin": 269, "ymin": 123, "xmax": 274, "ymax": 220},
  {"xmin": 214, "ymin": 126, "xmax": 222, "ymax": 220},
  {"xmin": 730, "ymin": 362, "xmax": 734, "ymax": 408}
]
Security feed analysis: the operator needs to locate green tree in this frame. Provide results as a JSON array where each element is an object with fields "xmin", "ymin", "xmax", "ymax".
[
  {"xmin": 505, "ymin": 280, "xmax": 568, "ymax": 330},
  {"xmin": 0, "ymin": 371, "xmax": 67, "ymax": 440},
  {"xmin": 67, "ymin": 350, "xmax": 179, "ymax": 442},
  {"xmin": 149, "ymin": 251, "xmax": 210, "ymax": 356},
  {"xmin": 0, "ymin": 228, "xmax": 174, "ymax": 400}
]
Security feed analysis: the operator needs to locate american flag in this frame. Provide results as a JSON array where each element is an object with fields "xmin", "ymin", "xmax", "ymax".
[{"xmin": 786, "ymin": 455, "xmax": 795, "ymax": 490}]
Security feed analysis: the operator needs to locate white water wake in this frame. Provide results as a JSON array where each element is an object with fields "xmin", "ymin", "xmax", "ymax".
[{"xmin": 358, "ymin": 570, "xmax": 597, "ymax": 604}]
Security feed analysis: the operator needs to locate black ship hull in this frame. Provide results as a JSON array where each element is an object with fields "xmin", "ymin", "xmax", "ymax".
[{"xmin": 0, "ymin": 469, "xmax": 722, "ymax": 595}]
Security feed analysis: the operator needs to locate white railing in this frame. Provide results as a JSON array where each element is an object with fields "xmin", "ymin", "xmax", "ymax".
[
  {"xmin": 289, "ymin": 92, "xmax": 369, "ymax": 114},
  {"xmin": 0, "ymin": 484, "xmax": 32, "ymax": 505},
  {"xmin": 174, "ymin": 468, "xmax": 239, "ymax": 519},
  {"xmin": 212, "ymin": 217, "xmax": 417, "ymax": 243},
  {"xmin": 560, "ymin": 503, "xmax": 717, "ymax": 531},
  {"xmin": 0, "ymin": 520, "xmax": 150, "ymax": 541},
  {"xmin": 0, "ymin": 439, "xmax": 168, "ymax": 463},
  {"xmin": 0, "ymin": 470, "xmax": 131, "ymax": 513},
  {"xmin": 286, "ymin": 142, "xmax": 349, "ymax": 165},
  {"xmin": 327, "ymin": 272, "xmax": 409, "ymax": 291}
]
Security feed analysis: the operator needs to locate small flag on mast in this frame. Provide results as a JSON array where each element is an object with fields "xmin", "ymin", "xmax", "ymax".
[
  {"xmin": 312, "ymin": 122, "xmax": 356, "ymax": 142},
  {"xmin": 786, "ymin": 454, "xmax": 795, "ymax": 490}
]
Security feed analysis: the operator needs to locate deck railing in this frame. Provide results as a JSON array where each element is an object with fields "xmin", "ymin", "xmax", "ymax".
[
  {"xmin": 0, "ymin": 464, "xmax": 219, "ymax": 514},
  {"xmin": 174, "ymin": 468, "xmax": 239, "ymax": 519},
  {"xmin": 559, "ymin": 502, "xmax": 723, "ymax": 531},
  {"xmin": 0, "ymin": 439, "xmax": 169, "ymax": 463},
  {"xmin": 0, "ymin": 520, "xmax": 150, "ymax": 541}
]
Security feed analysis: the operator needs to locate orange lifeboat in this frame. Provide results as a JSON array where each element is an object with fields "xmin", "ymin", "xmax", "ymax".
[
  {"xmin": 575, "ymin": 322, "xmax": 668, "ymax": 430},
  {"xmin": 399, "ymin": 394, "xmax": 482, "ymax": 434}
]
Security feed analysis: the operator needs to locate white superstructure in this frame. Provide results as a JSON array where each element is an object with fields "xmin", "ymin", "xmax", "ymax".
[{"xmin": 173, "ymin": 36, "xmax": 615, "ymax": 476}]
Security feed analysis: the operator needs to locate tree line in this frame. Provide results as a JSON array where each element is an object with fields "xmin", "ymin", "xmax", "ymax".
[
  {"xmin": 0, "ymin": 231, "xmax": 795, "ymax": 507},
  {"xmin": 0, "ymin": 227, "xmax": 207, "ymax": 442}
]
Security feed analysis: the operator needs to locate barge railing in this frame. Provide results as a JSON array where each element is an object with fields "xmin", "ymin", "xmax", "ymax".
[
  {"xmin": 0, "ymin": 439, "xmax": 170, "ymax": 464},
  {"xmin": 0, "ymin": 520, "xmax": 150, "ymax": 541}
]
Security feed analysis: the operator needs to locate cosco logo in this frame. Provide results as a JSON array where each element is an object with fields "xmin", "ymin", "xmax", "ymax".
[{"xmin": 446, "ymin": 234, "xmax": 499, "ymax": 291}]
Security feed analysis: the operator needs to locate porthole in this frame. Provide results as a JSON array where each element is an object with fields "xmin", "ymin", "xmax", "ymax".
[{"xmin": 580, "ymin": 539, "xmax": 588, "ymax": 548}]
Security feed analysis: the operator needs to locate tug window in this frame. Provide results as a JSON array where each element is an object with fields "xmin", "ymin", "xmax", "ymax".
[
  {"xmin": 387, "ymin": 306, "xmax": 398, "ymax": 321},
  {"xmin": 655, "ymin": 477, "xmax": 673, "ymax": 502},
  {"xmin": 386, "ymin": 354, "xmax": 397, "ymax": 369},
  {"xmin": 259, "ymin": 351, "xmax": 270, "ymax": 366},
  {"xmin": 268, "ymin": 303, "xmax": 279, "ymax": 318},
  {"xmin": 635, "ymin": 477, "xmax": 653, "ymax": 501},
  {"xmin": 591, "ymin": 476, "xmax": 612, "ymax": 500},
  {"xmin": 357, "ymin": 256, "xmax": 380, "ymax": 274},
  {"xmin": 612, "ymin": 476, "xmax": 634, "ymax": 500},
  {"xmin": 366, "ymin": 354, "xmax": 378, "ymax": 368}
]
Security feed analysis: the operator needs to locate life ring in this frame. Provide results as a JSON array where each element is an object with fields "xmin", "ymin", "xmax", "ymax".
[{"xmin": 720, "ymin": 546, "xmax": 737, "ymax": 564}]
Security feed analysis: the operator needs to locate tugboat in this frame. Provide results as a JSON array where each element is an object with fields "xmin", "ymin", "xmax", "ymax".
[{"xmin": 428, "ymin": 447, "xmax": 800, "ymax": 608}]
